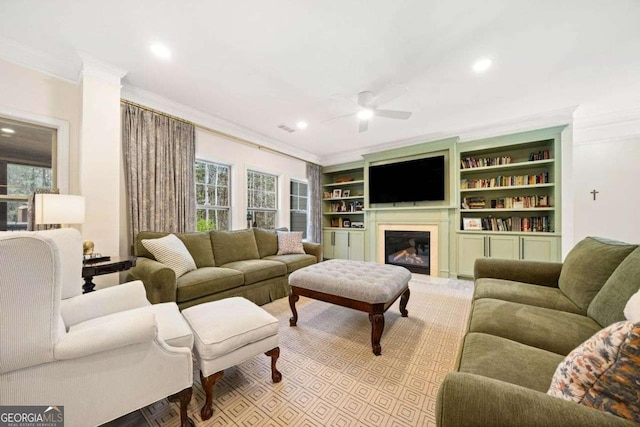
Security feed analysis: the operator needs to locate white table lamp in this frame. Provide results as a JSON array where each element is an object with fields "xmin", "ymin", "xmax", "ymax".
[{"xmin": 35, "ymin": 194, "xmax": 86, "ymax": 225}]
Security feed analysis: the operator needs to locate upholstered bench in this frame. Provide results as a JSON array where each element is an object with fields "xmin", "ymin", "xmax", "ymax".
[
  {"xmin": 181, "ymin": 297, "xmax": 281, "ymax": 420},
  {"xmin": 288, "ymin": 259, "xmax": 412, "ymax": 355}
]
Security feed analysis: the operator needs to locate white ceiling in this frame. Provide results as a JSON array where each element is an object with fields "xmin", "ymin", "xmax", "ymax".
[{"xmin": 2, "ymin": 0, "xmax": 640, "ymax": 164}]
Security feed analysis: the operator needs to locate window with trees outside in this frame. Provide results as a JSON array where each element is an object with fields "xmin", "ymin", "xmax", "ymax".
[
  {"xmin": 195, "ymin": 160, "xmax": 230, "ymax": 231},
  {"xmin": 2, "ymin": 164, "xmax": 52, "ymax": 231},
  {"xmin": 290, "ymin": 180, "xmax": 308, "ymax": 238},
  {"xmin": 247, "ymin": 170, "xmax": 277, "ymax": 229}
]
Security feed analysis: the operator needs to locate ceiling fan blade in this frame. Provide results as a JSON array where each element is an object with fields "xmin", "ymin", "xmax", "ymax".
[
  {"xmin": 371, "ymin": 84, "xmax": 409, "ymax": 108},
  {"xmin": 357, "ymin": 91, "xmax": 375, "ymax": 107},
  {"xmin": 321, "ymin": 111, "xmax": 357, "ymax": 123},
  {"xmin": 359, "ymin": 119, "xmax": 369, "ymax": 133},
  {"xmin": 374, "ymin": 109, "xmax": 412, "ymax": 120}
]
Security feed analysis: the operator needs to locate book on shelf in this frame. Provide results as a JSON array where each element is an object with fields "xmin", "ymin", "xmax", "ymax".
[
  {"xmin": 528, "ymin": 150, "xmax": 551, "ymax": 161},
  {"xmin": 473, "ymin": 215, "xmax": 551, "ymax": 232},
  {"xmin": 460, "ymin": 156, "xmax": 513, "ymax": 169},
  {"xmin": 460, "ymin": 173, "xmax": 551, "ymax": 189}
]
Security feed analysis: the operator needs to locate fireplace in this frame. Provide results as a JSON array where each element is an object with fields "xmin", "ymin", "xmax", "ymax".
[{"xmin": 384, "ymin": 230, "xmax": 430, "ymax": 274}]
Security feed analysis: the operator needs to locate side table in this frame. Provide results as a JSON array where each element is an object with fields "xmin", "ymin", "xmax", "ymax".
[{"xmin": 82, "ymin": 256, "xmax": 136, "ymax": 293}]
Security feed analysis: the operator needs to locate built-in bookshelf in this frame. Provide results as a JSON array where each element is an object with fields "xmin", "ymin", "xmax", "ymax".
[
  {"xmin": 322, "ymin": 165, "xmax": 365, "ymax": 229},
  {"xmin": 459, "ymin": 140, "xmax": 558, "ymax": 233},
  {"xmin": 456, "ymin": 127, "xmax": 564, "ymax": 275},
  {"xmin": 322, "ymin": 162, "xmax": 367, "ymax": 261}
]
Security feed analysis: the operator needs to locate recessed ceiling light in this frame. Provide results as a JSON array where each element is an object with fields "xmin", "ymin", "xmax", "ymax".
[
  {"xmin": 357, "ymin": 109, "xmax": 374, "ymax": 120},
  {"xmin": 1, "ymin": 128, "xmax": 15, "ymax": 134},
  {"xmin": 296, "ymin": 121, "xmax": 308, "ymax": 130},
  {"xmin": 150, "ymin": 43, "xmax": 171, "ymax": 59},
  {"xmin": 473, "ymin": 58, "xmax": 492, "ymax": 73}
]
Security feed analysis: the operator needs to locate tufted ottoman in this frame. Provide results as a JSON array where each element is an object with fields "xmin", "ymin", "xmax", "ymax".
[
  {"xmin": 181, "ymin": 297, "xmax": 281, "ymax": 420},
  {"xmin": 288, "ymin": 259, "xmax": 411, "ymax": 356}
]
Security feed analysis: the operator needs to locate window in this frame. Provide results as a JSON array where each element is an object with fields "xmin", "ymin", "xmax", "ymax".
[
  {"xmin": 247, "ymin": 170, "xmax": 277, "ymax": 229},
  {"xmin": 290, "ymin": 180, "xmax": 308, "ymax": 238},
  {"xmin": 2, "ymin": 164, "xmax": 52, "ymax": 231},
  {"xmin": 195, "ymin": 160, "xmax": 230, "ymax": 231}
]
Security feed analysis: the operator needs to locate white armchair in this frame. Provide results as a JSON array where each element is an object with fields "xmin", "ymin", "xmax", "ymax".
[{"xmin": 0, "ymin": 229, "xmax": 195, "ymax": 427}]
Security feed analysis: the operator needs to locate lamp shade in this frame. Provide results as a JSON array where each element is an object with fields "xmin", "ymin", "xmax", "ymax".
[{"xmin": 35, "ymin": 194, "xmax": 85, "ymax": 225}]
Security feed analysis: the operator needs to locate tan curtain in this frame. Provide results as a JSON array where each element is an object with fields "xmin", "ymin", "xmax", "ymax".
[
  {"xmin": 122, "ymin": 104, "xmax": 196, "ymax": 245},
  {"xmin": 306, "ymin": 162, "xmax": 322, "ymax": 243}
]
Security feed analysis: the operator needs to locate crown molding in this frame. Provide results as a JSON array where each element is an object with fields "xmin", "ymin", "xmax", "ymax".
[
  {"xmin": 79, "ymin": 53, "xmax": 127, "ymax": 86},
  {"xmin": 121, "ymin": 85, "xmax": 321, "ymax": 164},
  {"xmin": 319, "ymin": 106, "xmax": 577, "ymax": 166},
  {"xmin": 573, "ymin": 104, "xmax": 640, "ymax": 145},
  {"xmin": 0, "ymin": 35, "xmax": 80, "ymax": 83}
]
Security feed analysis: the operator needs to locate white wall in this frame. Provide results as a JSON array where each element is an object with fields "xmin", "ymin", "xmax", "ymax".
[
  {"xmin": 196, "ymin": 129, "xmax": 307, "ymax": 230},
  {"xmin": 572, "ymin": 105, "xmax": 640, "ymax": 245}
]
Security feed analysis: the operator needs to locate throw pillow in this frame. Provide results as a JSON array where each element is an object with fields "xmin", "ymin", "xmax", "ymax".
[
  {"xmin": 277, "ymin": 231, "xmax": 305, "ymax": 255},
  {"xmin": 547, "ymin": 321, "xmax": 640, "ymax": 423},
  {"xmin": 624, "ymin": 290, "xmax": 640, "ymax": 322},
  {"xmin": 141, "ymin": 234, "xmax": 197, "ymax": 278}
]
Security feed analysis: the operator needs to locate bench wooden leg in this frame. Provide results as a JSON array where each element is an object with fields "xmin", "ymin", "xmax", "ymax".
[
  {"xmin": 200, "ymin": 370, "xmax": 224, "ymax": 421},
  {"xmin": 369, "ymin": 313, "xmax": 385, "ymax": 356},
  {"xmin": 265, "ymin": 346, "xmax": 282, "ymax": 383},
  {"xmin": 289, "ymin": 293, "xmax": 299, "ymax": 326},
  {"xmin": 168, "ymin": 387, "xmax": 195, "ymax": 427},
  {"xmin": 400, "ymin": 288, "xmax": 410, "ymax": 317}
]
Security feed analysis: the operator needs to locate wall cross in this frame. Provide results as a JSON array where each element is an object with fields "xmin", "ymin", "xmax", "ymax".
[{"xmin": 590, "ymin": 189, "xmax": 599, "ymax": 201}]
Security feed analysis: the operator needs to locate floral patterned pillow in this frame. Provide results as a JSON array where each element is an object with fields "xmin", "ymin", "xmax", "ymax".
[
  {"xmin": 276, "ymin": 231, "xmax": 305, "ymax": 255},
  {"xmin": 547, "ymin": 321, "xmax": 640, "ymax": 423}
]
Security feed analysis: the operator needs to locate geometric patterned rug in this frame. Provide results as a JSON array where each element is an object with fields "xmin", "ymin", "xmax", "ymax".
[{"xmin": 108, "ymin": 275, "xmax": 473, "ymax": 427}]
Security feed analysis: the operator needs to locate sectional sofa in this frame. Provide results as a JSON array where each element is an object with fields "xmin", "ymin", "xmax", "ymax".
[
  {"xmin": 437, "ymin": 237, "xmax": 640, "ymax": 426},
  {"xmin": 128, "ymin": 228, "xmax": 321, "ymax": 309}
]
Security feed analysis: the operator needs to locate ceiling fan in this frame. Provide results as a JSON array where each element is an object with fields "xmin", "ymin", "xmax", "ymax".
[{"xmin": 325, "ymin": 86, "xmax": 413, "ymax": 133}]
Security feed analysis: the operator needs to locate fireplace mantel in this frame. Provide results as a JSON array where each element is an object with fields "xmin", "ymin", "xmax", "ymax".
[{"xmin": 367, "ymin": 207, "xmax": 453, "ymax": 277}]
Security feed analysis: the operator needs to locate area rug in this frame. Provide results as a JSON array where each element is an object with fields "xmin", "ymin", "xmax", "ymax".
[{"xmin": 136, "ymin": 276, "xmax": 473, "ymax": 426}]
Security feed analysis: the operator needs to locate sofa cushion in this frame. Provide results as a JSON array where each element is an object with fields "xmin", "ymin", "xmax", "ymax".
[
  {"xmin": 469, "ymin": 298, "xmax": 603, "ymax": 355},
  {"xmin": 220, "ymin": 259, "xmax": 287, "ymax": 285},
  {"xmin": 210, "ymin": 229, "xmax": 260, "ymax": 266},
  {"xmin": 475, "ymin": 278, "xmax": 583, "ymax": 314},
  {"xmin": 141, "ymin": 234, "xmax": 197, "ymax": 278},
  {"xmin": 263, "ymin": 254, "xmax": 317, "ymax": 273},
  {"xmin": 135, "ymin": 231, "xmax": 215, "ymax": 268},
  {"xmin": 253, "ymin": 228, "xmax": 278, "ymax": 258},
  {"xmin": 588, "ymin": 247, "xmax": 640, "ymax": 327},
  {"xmin": 558, "ymin": 237, "xmax": 637, "ymax": 312},
  {"xmin": 276, "ymin": 231, "xmax": 305, "ymax": 255},
  {"xmin": 459, "ymin": 333, "xmax": 565, "ymax": 393},
  {"xmin": 548, "ymin": 321, "xmax": 640, "ymax": 424},
  {"xmin": 176, "ymin": 267, "xmax": 244, "ymax": 302}
]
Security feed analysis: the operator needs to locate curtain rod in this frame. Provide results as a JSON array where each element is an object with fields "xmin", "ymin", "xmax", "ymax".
[{"xmin": 120, "ymin": 99, "xmax": 311, "ymax": 164}]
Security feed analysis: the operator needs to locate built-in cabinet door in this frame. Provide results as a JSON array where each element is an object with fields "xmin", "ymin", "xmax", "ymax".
[
  {"xmin": 334, "ymin": 231, "xmax": 349, "ymax": 259},
  {"xmin": 521, "ymin": 236, "xmax": 559, "ymax": 262},
  {"xmin": 323, "ymin": 230, "xmax": 335, "ymax": 259},
  {"xmin": 348, "ymin": 230, "xmax": 365, "ymax": 261},
  {"xmin": 488, "ymin": 235, "xmax": 520, "ymax": 260},
  {"xmin": 458, "ymin": 234, "xmax": 486, "ymax": 277}
]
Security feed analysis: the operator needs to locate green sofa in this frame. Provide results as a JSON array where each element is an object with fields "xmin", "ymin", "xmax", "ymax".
[
  {"xmin": 128, "ymin": 228, "xmax": 322, "ymax": 309},
  {"xmin": 437, "ymin": 237, "xmax": 640, "ymax": 426}
]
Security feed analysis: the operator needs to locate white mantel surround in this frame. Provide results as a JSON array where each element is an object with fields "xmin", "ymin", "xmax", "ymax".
[
  {"xmin": 367, "ymin": 207, "xmax": 454, "ymax": 277},
  {"xmin": 377, "ymin": 223, "xmax": 439, "ymax": 275}
]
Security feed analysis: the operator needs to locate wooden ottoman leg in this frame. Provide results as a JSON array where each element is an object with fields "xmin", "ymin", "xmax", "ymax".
[
  {"xmin": 200, "ymin": 370, "xmax": 224, "ymax": 421},
  {"xmin": 168, "ymin": 387, "xmax": 195, "ymax": 427},
  {"xmin": 265, "ymin": 346, "xmax": 282, "ymax": 383},
  {"xmin": 289, "ymin": 293, "xmax": 299, "ymax": 326},
  {"xmin": 400, "ymin": 288, "xmax": 410, "ymax": 317},
  {"xmin": 369, "ymin": 313, "xmax": 385, "ymax": 356}
]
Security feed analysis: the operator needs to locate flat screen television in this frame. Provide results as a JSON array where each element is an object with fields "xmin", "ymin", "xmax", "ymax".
[{"xmin": 369, "ymin": 155, "xmax": 445, "ymax": 203}]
